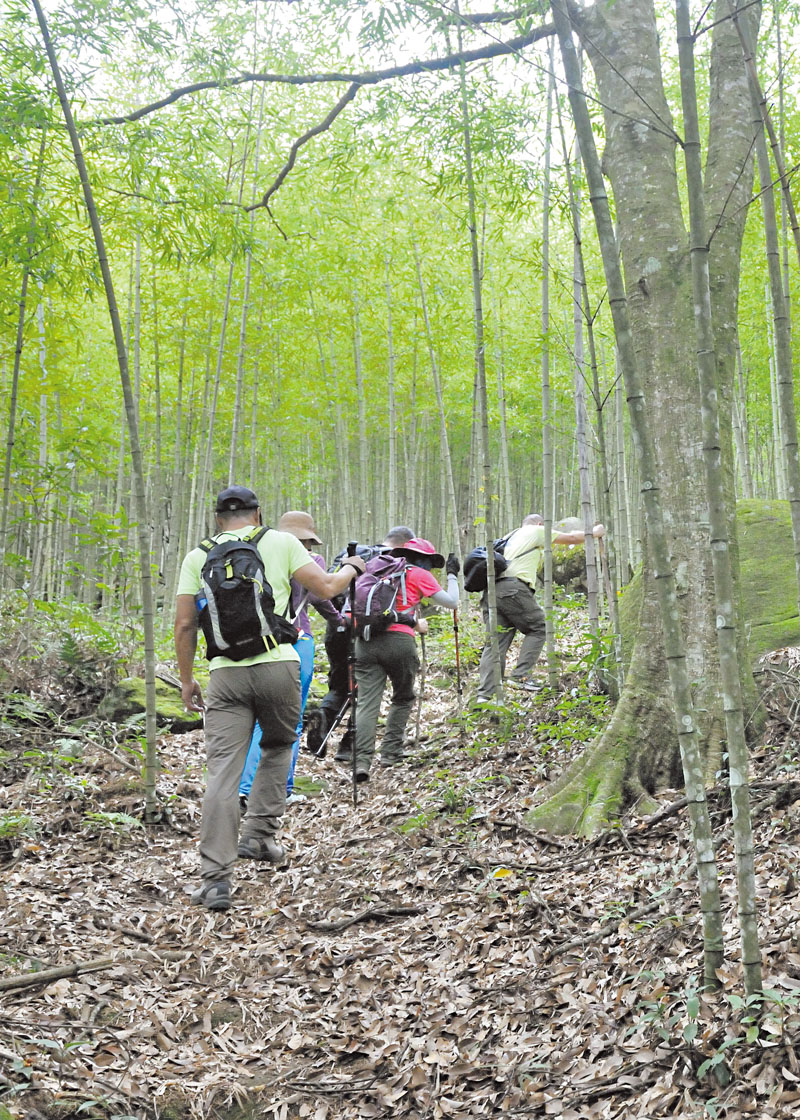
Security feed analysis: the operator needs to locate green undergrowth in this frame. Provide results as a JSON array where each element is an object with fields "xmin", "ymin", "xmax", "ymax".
[{"xmin": 0, "ymin": 591, "xmax": 141, "ymax": 720}]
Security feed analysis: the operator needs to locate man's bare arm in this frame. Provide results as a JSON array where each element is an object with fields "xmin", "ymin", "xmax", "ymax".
[
  {"xmin": 553, "ymin": 523, "xmax": 606, "ymax": 546},
  {"xmin": 175, "ymin": 595, "xmax": 204, "ymax": 712},
  {"xmin": 293, "ymin": 556, "xmax": 365, "ymax": 599}
]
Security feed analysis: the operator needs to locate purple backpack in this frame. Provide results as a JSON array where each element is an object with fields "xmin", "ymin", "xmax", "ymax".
[{"xmin": 351, "ymin": 554, "xmax": 411, "ymax": 640}]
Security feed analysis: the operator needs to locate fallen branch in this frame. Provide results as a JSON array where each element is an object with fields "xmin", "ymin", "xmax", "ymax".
[
  {"xmin": 634, "ymin": 777, "xmax": 800, "ymax": 833},
  {"xmin": 93, "ymin": 917, "xmax": 154, "ymax": 943},
  {"xmin": 634, "ymin": 795, "xmax": 691, "ymax": 831},
  {"xmin": 541, "ymin": 895, "xmax": 674, "ymax": 963},
  {"xmin": 0, "ymin": 949, "xmax": 191, "ymax": 993},
  {"xmin": 306, "ymin": 904, "xmax": 424, "ymax": 932}
]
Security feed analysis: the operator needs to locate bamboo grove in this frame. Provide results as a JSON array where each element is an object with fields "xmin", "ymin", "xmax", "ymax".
[
  {"xmin": 2, "ymin": 0, "xmax": 796, "ymax": 618},
  {"xmin": 5, "ymin": 0, "xmax": 800, "ymax": 1001}
]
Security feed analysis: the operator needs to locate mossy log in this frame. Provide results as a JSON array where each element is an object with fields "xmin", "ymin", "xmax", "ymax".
[
  {"xmin": 97, "ymin": 678, "xmax": 202, "ymax": 734},
  {"xmin": 526, "ymin": 500, "xmax": 799, "ymax": 835}
]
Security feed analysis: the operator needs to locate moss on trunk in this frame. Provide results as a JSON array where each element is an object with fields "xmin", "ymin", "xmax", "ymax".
[{"xmin": 529, "ymin": 500, "xmax": 798, "ymax": 835}]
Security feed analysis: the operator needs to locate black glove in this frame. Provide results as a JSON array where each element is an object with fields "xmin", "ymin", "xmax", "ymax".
[{"xmin": 446, "ymin": 553, "xmax": 460, "ymax": 576}]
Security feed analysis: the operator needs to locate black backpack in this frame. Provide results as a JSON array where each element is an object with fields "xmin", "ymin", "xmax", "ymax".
[
  {"xmin": 197, "ymin": 527, "xmax": 298, "ymax": 660},
  {"xmin": 463, "ymin": 536, "xmax": 511, "ymax": 593},
  {"xmin": 463, "ymin": 531, "xmax": 540, "ymax": 593}
]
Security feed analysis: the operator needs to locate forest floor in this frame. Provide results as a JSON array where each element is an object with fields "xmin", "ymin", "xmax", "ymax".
[{"xmin": 2, "ymin": 604, "xmax": 800, "ymax": 1120}]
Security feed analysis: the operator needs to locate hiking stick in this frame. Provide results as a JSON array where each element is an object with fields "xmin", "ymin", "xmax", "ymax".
[
  {"xmin": 598, "ymin": 536, "xmax": 614, "ymax": 608},
  {"xmin": 414, "ymin": 633, "xmax": 427, "ymax": 745},
  {"xmin": 312, "ymin": 694, "xmax": 350, "ymax": 759},
  {"xmin": 346, "ymin": 541, "xmax": 359, "ymax": 807},
  {"xmin": 453, "ymin": 608, "xmax": 465, "ymax": 745}
]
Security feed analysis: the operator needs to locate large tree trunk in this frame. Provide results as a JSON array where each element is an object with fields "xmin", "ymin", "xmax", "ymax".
[{"xmin": 531, "ymin": 0, "xmax": 760, "ymax": 832}]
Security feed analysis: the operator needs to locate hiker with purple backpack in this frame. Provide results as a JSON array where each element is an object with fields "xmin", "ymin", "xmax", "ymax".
[
  {"xmin": 305, "ymin": 526, "xmax": 415, "ymax": 761},
  {"xmin": 352, "ymin": 537, "xmax": 460, "ymax": 782}
]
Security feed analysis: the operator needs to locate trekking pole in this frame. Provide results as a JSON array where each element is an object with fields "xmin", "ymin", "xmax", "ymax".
[
  {"xmin": 345, "ymin": 541, "xmax": 359, "ymax": 807},
  {"xmin": 312, "ymin": 694, "xmax": 350, "ymax": 760},
  {"xmin": 453, "ymin": 608, "xmax": 465, "ymax": 745},
  {"xmin": 414, "ymin": 633, "xmax": 427, "ymax": 746},
  {"xmin": 598, "ymin": 537, "xmax": 614, "ymax": 609}
]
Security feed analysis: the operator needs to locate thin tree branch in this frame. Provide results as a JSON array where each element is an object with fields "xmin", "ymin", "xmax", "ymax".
[
  {"xmin": 90, "ymin": 25, "xmax": 553, "ymax": 127},
  {"xmin": 695, "ymin": 0, "xmax": 761, "ymax": 39},
  {"xmin": 249, "ymin": 82, "xmax": 360, "ymax": 211},
  {"xmin": 710, "ymin": 161, "xmax": 800, "ymax": 244},
  {"xmin": 0, "ymin": 950, "xmax": 191, "ymax": 993},
  {"xmin": 453, "ymin": 5, "xmax": 547, "ymax": 23},
  {"xmin": 306, "ymin": 904, "xmax": 425, "ymax": 932}
]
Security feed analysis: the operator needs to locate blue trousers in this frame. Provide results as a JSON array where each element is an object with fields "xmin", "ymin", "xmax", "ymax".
[{"xmin": 239, "ymin": 633, "xmax": 315, "ymax": 798}]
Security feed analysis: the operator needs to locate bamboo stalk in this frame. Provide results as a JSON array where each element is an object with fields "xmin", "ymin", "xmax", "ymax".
[
  {"xmin": 677, "ymin": 0, "xmax": 761, "ymax": 998},
  {"xmin": 551, "ymin": 0, "xmax": 724, "ymax": 988},
  {"xmin": 32, "ymin": 0, "xmax": 159, "ymax": 820}
]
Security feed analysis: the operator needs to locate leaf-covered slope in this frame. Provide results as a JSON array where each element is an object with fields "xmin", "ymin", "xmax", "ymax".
[{"xmin": 2, "ymin": 635, "xmax": 800, "ymax": 1118}]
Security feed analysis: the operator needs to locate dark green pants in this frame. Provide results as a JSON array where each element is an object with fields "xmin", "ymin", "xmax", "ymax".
[
  {"xmin": 478, "ymin": 577, "xmax": 546, "ymax": 699},
  {"xmin": 354, "ymin": 631, "xmax": 419, "ymax": 773}
]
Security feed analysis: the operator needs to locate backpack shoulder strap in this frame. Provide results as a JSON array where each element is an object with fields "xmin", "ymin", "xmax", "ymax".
[
  {"xmin": 198, "ymin": 537, "xmax": 216, "ymax": 554},
  {"xmin": 243, "ymin": 526, "xmax": 268, "ymax": 546},
  {"xmin": 513, "ymin": 541, "xmax": 540, "ymax": 561},
  {"xmin": 496, "ymin": 529, "xmax": 540, "ymax": 571}
]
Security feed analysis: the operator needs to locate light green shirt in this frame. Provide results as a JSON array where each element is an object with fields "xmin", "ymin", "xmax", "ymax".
[
  {"xmin": 503, "ymin": 524, "xmax": 545, "ymax": 587},
  {"xmin": 177, "ymin": 526, "xmax": 311, "ymax": 670}
]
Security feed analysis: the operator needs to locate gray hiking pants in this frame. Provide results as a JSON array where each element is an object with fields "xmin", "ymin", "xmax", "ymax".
[
  {"xmin": 477, "ymin": 576, "xmax": 546, "ymax": 699},
  {"xmin": 199, "ymin": 660, "xmax": 300, "ymax": 882},
  {"xmin": 354, "ymin": 631, "xmax": 419, "ymax": 773}
]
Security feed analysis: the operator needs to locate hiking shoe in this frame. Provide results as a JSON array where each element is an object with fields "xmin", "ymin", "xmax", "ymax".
[
  {"xmin": 238, "ymin": 835, "xmax": 286, "ymax": 863},
  {"xmin": 305, "ymin": 710, "xmax": 327, "ymax": 756},
  {"xmin": 508, "ymin": 679, "xmax": 541, "ymax": 693},
  {"xmin": 380, "ymin": 756, "xmax": 404, "ymax": 768},
  {"xmin": 191, "ymin": 880, "xmax": 231, "ymax": 911},
  {"xmin": 355, "ymin": 769, "xmax": 370, "ymax": 783},
  {"xmin": 285, "ymin": 791, "xmax": 308, "ymax": 805}
]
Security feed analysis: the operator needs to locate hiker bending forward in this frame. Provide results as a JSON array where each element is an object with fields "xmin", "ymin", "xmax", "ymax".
[
  {"xmin": 353, "ymin": 538, "xmax": 459, "ymax": 781},
  {"xmin": 476, "ymin": 514, "xmax": 605, "ymax": 701},
  {"xmin": 307, "ymin": 525, "xmax": 416, "ymax": 761},
  {"xmin": 174, "ymin": 486, "xmax": 365, "ymax": 912}
]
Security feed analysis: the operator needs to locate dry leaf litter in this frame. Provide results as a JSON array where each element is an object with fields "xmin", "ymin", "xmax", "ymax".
[{"xmin": 1, "ymin": 608, "xmax": 800, "ymax": 1120}]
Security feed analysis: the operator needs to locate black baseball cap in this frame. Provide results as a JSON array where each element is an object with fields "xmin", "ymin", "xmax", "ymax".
[{"xmin": 215, "ymin": 485, "xmax": 260, "ymax": 512}]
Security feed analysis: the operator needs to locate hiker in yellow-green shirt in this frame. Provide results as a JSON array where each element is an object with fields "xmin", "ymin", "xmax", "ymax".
[
  {"xmin": 476, "ymin": 514, "xmax": 605, "ymax": 701},
  {"xmin": 174, "ymin": 486, "xmax": 365, "ymax": 912}
]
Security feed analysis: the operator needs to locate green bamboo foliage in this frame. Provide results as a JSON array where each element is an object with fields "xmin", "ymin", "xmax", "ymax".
[
  {"xmin": 457, "ymin": 29, "xmax": 502, "ymax": 694},
  {"xmin": 541, "ymin": 48, "xmax": 557, "ymax": 690},
  {"xmin": 2, "ymin": 133, "xmax": 46, "ymax": 590},
  {"xmin": 32, "ymin": 0, "xmax": 160, "ymax": 821},
  {"xmin": 733, "ymin": 6, "xmax": 800, "ymax": 621}
]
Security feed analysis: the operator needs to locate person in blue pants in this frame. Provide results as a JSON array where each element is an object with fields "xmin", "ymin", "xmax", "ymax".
[{"xmin": 239, "ymin": 510, "xmax": 344, "ymax": 806}]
